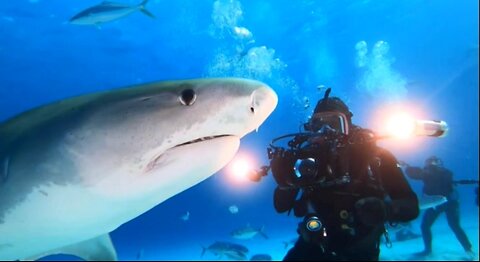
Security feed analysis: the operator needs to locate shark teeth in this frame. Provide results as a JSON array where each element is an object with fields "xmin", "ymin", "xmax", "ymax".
[{"xmin": 175, "ymin": 135, "xmax": 231, "ymax": 147}]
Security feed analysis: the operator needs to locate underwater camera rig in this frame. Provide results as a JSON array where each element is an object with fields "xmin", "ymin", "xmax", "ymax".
[
  {"xmin": 249, "ymin": 126, "xmax": 377, "ymax": 190},
  {"xmin": 249, "ymin": 119, "xmax": 449, "ymax": 191},
  {"xmin": 248, "ymin": 87, "xmax": 449, "ymax": 190}
]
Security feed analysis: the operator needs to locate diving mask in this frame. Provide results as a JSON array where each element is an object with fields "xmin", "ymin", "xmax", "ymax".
[
  {"xmin": 425, "ymin": 156, "xmax": 443, "ymax": 167},
  {"xmin": 307, "ymin": 111, "xmax": 349, "ymax": 135}
]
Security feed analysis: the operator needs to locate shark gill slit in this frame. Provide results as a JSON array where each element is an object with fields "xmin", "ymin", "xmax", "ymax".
[{"xmin": 1, "ymin": 157, "xmax": 9, "ymax": 182}]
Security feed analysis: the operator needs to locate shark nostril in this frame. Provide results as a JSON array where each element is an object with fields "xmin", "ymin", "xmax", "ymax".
[{"xmin": 250, "ymin": 89, "xmax": 259, "ymax": 114}]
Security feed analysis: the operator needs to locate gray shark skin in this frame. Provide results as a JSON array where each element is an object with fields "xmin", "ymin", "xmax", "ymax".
[
  {"xmin": 69, "ymin": 0, "xmax": 155, "ymax": 25},
  {"xmin": 0, "ymin": 77, "xmax": 278, "ymax": 260}
]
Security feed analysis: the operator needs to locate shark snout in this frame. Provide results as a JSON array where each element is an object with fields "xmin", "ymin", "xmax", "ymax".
[
  {"xmin": 227, "ymin": 81, "xmax": 277, "ymax": 137},
  {"xmin": 249, "ymin": 84, "xmax": 278, "ymax": 118}
]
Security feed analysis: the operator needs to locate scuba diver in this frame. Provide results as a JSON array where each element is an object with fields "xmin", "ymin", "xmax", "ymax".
[
  {"xmin": 252, "ymin": 89, "xmax": 419, "ymax": 261},
  {"xmin": 404, "ymin": 156, "xmax": 476, "ymax": 259}
]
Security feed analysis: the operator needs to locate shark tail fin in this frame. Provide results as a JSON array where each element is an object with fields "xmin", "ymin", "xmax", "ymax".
[
  {"xmin": 201, "ymin": 246, "xmax": 207, "ymax": 257},
  {"xmin": 139, "ymin": 0, "xmax": 155, "ymax": 18},
  {"xmin": 259, "ymin": 225, "xmax": 269, "ymax": 239}
]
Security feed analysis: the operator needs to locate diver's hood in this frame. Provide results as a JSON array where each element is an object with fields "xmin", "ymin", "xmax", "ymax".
[{"xmin": 313, "ymin": 88, "xmax": 352, "ymax": 119}]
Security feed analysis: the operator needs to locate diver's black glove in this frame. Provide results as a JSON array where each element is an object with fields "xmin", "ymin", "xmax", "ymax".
[{"xmin": 355, "ymin": 197, "xmax": 388, "ymax": 226}]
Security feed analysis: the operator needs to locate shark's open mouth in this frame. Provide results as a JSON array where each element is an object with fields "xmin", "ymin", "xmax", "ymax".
[{"xmin": 174, "ymin": 134, "xmax": 232, "ymax": 147}]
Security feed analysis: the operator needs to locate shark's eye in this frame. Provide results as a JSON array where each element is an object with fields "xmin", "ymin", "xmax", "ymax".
[{"xmin": 179, "ymin": 89, "xmax": 196, "ymax": 106}]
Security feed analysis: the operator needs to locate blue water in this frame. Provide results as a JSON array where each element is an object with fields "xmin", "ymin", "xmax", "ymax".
[{"xmin": 0, "ymin": 0, "xmax": 478, "ymax": 261}]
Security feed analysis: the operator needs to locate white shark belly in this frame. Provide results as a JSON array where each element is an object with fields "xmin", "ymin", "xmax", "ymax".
[
  {"xmin": 0, "ymin": 136, "xmax": 241, "ymax": 260},
  {"xmin": 0, "ymin": 184, "xmax": 119, "ymax": 260}
]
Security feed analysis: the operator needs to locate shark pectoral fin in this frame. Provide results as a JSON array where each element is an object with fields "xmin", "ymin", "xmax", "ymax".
[
  {"xmin": 61, "ymin": 233, "xmax": 118, "ymax": 261},
  {"xmin": 139, "ymin": 7, "xmax": 155, "ymax": 18},
  {"xmin": 259, "ymin": 226, "xmax": 269, "ymax": 239},
  {"xmin": 27, "ymin": 234, "xmax": 118, "ymax": 261}
]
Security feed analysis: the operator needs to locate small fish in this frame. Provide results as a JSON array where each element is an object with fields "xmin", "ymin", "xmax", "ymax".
[
  {"xmin": 201, "ymin": 241, "xmax": 248, "ymax": 260},
  {"xmin": 231, "ymin": 224, "xmax": 268, "ymax": 240},
  {"xmin": 228, "ymin": 205, "xmax": 239, "ymax": 214},
  {"xmin": 282, "ymin": 237, "xmax": 297, "ymax": 249},
  {"xmin": 135, "ymin": 248, "xmax": 144, "ymax": 260},
  {"xmin": 180, "ymin": 211, "xmax": 190, "ymax": 221},
  {"xmin": 69, "ymin": 0, "xmax": 155, "ymax": 26},
  {"xmin": 250, "ymin": 254, "xmax": 272, "ymax": 261},
  {"xmin": 303, "ymin": 96, "xmax": 310, "ymax": 109}
]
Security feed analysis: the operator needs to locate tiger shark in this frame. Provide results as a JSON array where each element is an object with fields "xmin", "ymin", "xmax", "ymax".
[{"xmin": 0, "ymin": 78, "xmax": 278, "ymax": 260}]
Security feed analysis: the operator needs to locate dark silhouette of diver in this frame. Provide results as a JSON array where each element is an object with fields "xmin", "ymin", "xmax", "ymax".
[
  {"xmin": 265, "ymin": 89, "xmax": 419, "ymax": 261},
  {"xmin": 405, "ymin": 156, "xmax": 476, "ymax": 259}
]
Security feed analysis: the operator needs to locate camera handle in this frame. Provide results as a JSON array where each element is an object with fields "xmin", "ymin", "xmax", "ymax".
[{"xmin": 248, "ymin": 165, "xmax": 271, "ymax": 182}]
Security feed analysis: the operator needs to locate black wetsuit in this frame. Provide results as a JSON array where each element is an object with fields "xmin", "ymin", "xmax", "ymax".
[
  {"xmin": 277, "ymin": 129, "xmax": 419, "ymax": 261},
  {"xmin": 405, "ymin": 164, "xmax": 473, "ymax": 254}
]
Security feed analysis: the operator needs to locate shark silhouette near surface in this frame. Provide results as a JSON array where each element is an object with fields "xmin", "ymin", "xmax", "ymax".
[{"xmin": 0, "ymin": 78, "xmax": 278, "ymax": 260}]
